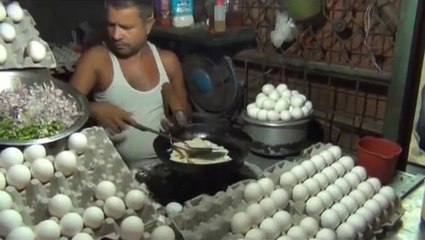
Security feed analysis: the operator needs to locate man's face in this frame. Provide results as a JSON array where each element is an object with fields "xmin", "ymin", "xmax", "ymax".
[{"xmin": 106, "ymin": 5, "xmax": 153, "ymax": 57}]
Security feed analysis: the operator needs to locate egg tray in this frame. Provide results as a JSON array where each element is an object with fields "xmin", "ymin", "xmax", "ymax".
[
  {"xmin": 1, "ymin": 127, "xmax": 160, "ymax": 240},
  {"xmin": 50, "ymin": 43, "xmax": 80, "ymax": 74},
  {"xmin": 0, "ymin": 9, "xmax": 56, "ymax": 70}
]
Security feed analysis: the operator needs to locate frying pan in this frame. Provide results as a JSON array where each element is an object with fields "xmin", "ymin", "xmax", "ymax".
[{"xmin": 153, "ymin": 122, "xmax": 252, "ymax": 175}]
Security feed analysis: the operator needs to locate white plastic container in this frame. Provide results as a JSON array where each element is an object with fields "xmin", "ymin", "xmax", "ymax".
[
  {"xmin": 214, "ymin": 0, "xmax": 226, "ymax": 32},
  {"xmin": 171, "ymin": 0, "xmax": 194, "ymax": 28}
]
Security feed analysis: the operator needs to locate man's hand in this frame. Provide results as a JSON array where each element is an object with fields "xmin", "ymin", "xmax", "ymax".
[{"xmin": 90, "ymin": 102, "xmax": 135, "ymax": 134}]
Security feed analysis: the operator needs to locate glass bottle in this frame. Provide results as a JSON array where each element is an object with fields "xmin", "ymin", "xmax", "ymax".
[{"xmin": 226, "ymin": 0, "xmax": 243, "ymax": 29}]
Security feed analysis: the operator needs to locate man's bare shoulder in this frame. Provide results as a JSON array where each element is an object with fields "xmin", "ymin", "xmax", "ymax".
[
  {"xmin": 78, "ymin": 44, "xmax": 110, "ymax": 64},
  {"xmin": 158, "ymin": 49, "xmax": 180, "ymax": 65}
]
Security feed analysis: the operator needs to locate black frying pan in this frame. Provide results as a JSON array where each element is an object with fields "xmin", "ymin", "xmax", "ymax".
[{"xmin": 153, "ymin": 122, "xmax": 252, "ymax": 175}]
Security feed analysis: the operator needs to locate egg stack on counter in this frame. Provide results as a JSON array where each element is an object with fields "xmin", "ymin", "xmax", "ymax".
[
  {"xmin": 0, "ymin": 1, "xmax": 56, "ymax": 69},
  {"xmin": 227, "ymin": 144, "xmax": 402, "ymax": 240},
  {"xmin": 246, "ymin": 83, "xmax": 313, "ymax": 122},
  {"xmin": 0, "ymin": 127, "xmax": 177, "ymax": 240}
]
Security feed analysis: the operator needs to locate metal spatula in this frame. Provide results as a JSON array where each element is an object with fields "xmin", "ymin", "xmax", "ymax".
[{"xmin": 131, "ymin": 121, "xmax": 218, "ymax": 155}]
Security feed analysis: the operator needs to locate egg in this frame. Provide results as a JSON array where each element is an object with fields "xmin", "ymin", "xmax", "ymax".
[
  {"xmin": 23, "ymin": 144, "xmax": 46, "ymax": 163},
  {"xmin": 330, "ymin": 162, "xmax": 346, "ymax": 177},
  {"xmin": 310, "ymin": 155, "xmax": 326, "ymax": 171},
  {"xmin": 257, "ymin": 109, "xmax": 268, "ymax": 121},
  {"xmin": 244, "ymin": 182, "xmax": 264, "ymax": 203},
  {"xmin": 328, "ymin": 145, "xmax": 342, "ymax": 160},
  {"xmin": 6, "ymin": 164, "xmax": 31, "ymax": 190},
  {"xmin": 357, "ymin": 181, "xmax": 375, "ymax": 199},
  {"xmin": 281, "ymin": 89, "xmax": 292, "ymax": 98},
  {"xmin": 356, "ymin": 207, "xmax": 375, "ymax": 224},
  {"xmin": 316, "ymin": 190, "xmax": 334, "ymax": 208},
  {"xmin": 0, "ymin": 209, "xmax": 22, "ymax": 236},
  {"xmin": 340, "ymin": 195, "xmax": 359, "ymax": 214},
  {"xmin": 379, "ymin": 186, "xmax": 397, "ymax": 203},
  {"xmin": 247, "ymin": 106, "xmax": 260, "ymax": 119},
  {"xmin": 272, "ymin": 210, "xmax": 292, "ymax": 231},
  {"xmin": 120, "ymin": 216, "xmax": 145, "ymax": 240},
  {"xmin": 290, "ymin": 107, "xmax": 303, "ymax": 119},
  {"xmin": 165, "ymin": 202, "xmax": 182, "ymax": 215},
  {"xmin": 346, "ymin": 213, "xmax": 367, "ymax": 233},
  {"xmin": 315, "ymin": 228, "xmax": 336, "ymax": 240},
  {"xmin": 245, "ymin": 228, "xmax": 266, "ymax": 240},
  {"xmin": 268, "ymin": 90, "xmax": 280, "ymax": 101},
  {"xmin": 54, "ymin": 151, "xmax": 77, "ymax": 176},
  {"xmin": 124, "ymin": 189, "xmax": 145, "ymax": 211},
  {"xmin": 255, "ymin": 97, "xmax": 267, "ymax": 108},
  {"xmin": 150, "ymin": 225, "xmax": 175, "ymax": 240},
  {"xmin": 363, "ymin": 199, "xmax": 382, "ymax": 217},
  {"xmin": 82, "ymin": 206, "xmax": 104, "ymax": 229},
  {"xmin": 262, "ymin": 84, "xmax": 275, "ymax": 95},
  {"xmin": 313, "ymin": 172, "xmax": 329, "ymax": 189},
  {"xmin": 246, "ymin": 203, "xmax": 265, "ymax": 225},
  {"xmin": 301, "ymin": 160, "xmax": 316, "ymax": 177},
  {"xmin": 6, "ymin": 226, "xmax": 35, "ymax": 240},
  {"xmin": 344, "ymin": 172, "xmax": 360, "ymax": 188},
  {"xmin": 26, "ymin": 40, "xmax": 47, "ymax": 63},
  {"xmin": 103, "ymin": 196, "xmax": 126, "ymax": 219},
  {"xmin": 231, "ymin": 212, "xmax": 251, "ymax": 234},
  {"xmin": 279, "ymin": 171, "xmax": 298, "ymax": 188},
  {"xmin": 367, "ymin": 178, "xmax": 382, "ymax": 193},
  {"xmin": 279, "ymin": 110, "xmax": 292, "ymax": 121},
  {"xmin": 270, "ymin": 188, "xmax": 289, "ymax": 209},
  {"xmin": 303, "ymin": 178, "xmax": 321, "ymax": 195},
  {"xmin": 257, "ymin": 178, "xmax": 274, "ymax": 196},
  {"xmin": 272, "ymin": 99, "xmax": 289, "ymax": 113},
  {"xmin": 304, "ymin": 100, "xmax": 313, "ymax": 110},
  {"xmin": 68, "ymin": 133, "xmax": 88, "ymax": 155},
  {"xmin": 0, "ymin": 173, "xmax": 6, "ymax": 190},
  {"xmin": 0, "ymin": 4, "xmax": 6, "ymax": 21},
  {"xmin": 333, "ymin": 178, "xmax": 351, "ymax": 195},
  {"xmin": 259, "ymin": 218, "xmax": 280, "ymax": 239},
  {"xmin": 0, "ymin": 191, "xmax": 12, "ymax": 211},
  {"xmin": 336, "ymin": 223, "xmax": 357, "ymax": 240},
  {"xmin": 48, "ymin": 194, "xmax": 73, "ymax": 218},
  {"xmin": 290, "ymin": 96, "xmax": 305, "ymax": 108},
  {"xmin": 319, "ymin": 150, "xmax": 334, "ymax": 165},
  {"xmin": 0, "ymin": 44, "xmax": 7, "ymax": 64},
  {"xmin": 331, "ymin": 203, "xmax": 349, "ymax": 222},
  {"xmin": 0, "ymin": 147, "xmax": 24, "ymax": 169},
  {"xmin": 30, "ymin": 158, "xmax": 54, "ymax": 183},
  {"xmin": 322, "ymin": 167, "xmax": 338, "ymax": 182},
  {"xmin": 299, "ymin": 216, "xmax": 319, "ymax": 238},
  {"xmin": 287, "ymin": 226, "xmax": 308, "ymax": 240},
  {"xmin": 267, "ymin": 110, "xmax": 280, "ymax": 121},
  {"xmin": 262, "ymin": 99, "xmax": 276, "ymax": 110},
  {"xmin": 256, "ymin": 93, "xmax": 267, "ymax": 100},
  {"xmin": 325, "ymin": 185, "xmax": 343, "ymax": 202},
  {"xmin": 59, "ymin": 212, "xmax": 83, "ymax": 237},
  {"xmin": 72, "ymin": 233, "xmax": 93, "ymax": 240},
  {"xmin": 6, "ymin": 2, "xmax": 24, "ymax": 22},
  {"xmin": 306, "ymin": 196, "xmax": 325, "ymax": 216},
  {"xmin": 0, "ymin": 23, "xmax": 15, "ymax": 42},
  {"xmin": 301, "ymin": 106, "xmax": 310, "ymax": 117},
  {"xmin": 338, "ymin": 156, "xmax": 355, "ymax": 171},
  {"xmin": 292, "ymin": 184, "xmax": 310, "ymax": 201},
  {"xmin": 95, "ymin": 180, "xmax": 117, "ymax": 200},
  {"xmin": 349, "ymin": 189, "xmax": 366, "ymax": 206},
  {"xmin": 259, "ymin": 197, "xmax": 277, "ymax": 216},
  {"xmin": 351, "ymin": 166, "xmax": 367, "ymax": 181},
  {"xmin": 276, "ymin": 83, "xmax": 288, "ymax": 93},
  {"xmin": 35, "ymin": 220, "xmax": 61, "ymax": 240}
]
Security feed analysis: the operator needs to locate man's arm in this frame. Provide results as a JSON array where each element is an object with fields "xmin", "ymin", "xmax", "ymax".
[
  {"xmin": 69, "ymin": 47, "xmax": 100, "ymax": 96},
  {"xmin": 160, "ymin": 50, "xmax": 192, "ymax": 115}
]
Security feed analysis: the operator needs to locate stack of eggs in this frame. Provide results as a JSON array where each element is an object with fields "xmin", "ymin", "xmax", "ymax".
[
  {"xmin": 246, "ymin": 83, "xmax": 313, "ymax": 122},
  {"xmin": 230, "ymin": 144, "xmax": 399, "ymax": 240}
]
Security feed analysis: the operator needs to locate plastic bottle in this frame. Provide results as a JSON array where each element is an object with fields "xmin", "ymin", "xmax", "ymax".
[
  {"xmin": 214, "ymin": 0, "xmax": 226, "ymax": 32},
  {"xmin": 422, "ymin": 190, "xmax": 425, "ymax": 222},
  {"xmin": 227, "ymin": 0, "xmax": 243, "ymax": 28},
  {"xmin": 170, "ymin": 0, "xmax": 194, "ymax": 28}
]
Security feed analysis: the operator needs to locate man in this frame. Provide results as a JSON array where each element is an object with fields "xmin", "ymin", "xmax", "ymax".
[{"xmin": 70, "ymin": 0, "xmax": 191, "ymax": 168}]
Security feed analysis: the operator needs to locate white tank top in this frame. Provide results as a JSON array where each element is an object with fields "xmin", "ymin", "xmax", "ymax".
[{"xmin": 94, "ymin": 42, "xmax": 169, "ymax": 167}]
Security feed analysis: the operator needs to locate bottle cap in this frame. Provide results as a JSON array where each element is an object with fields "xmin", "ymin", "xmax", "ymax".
[{"xmin": 216, "ymin": 0, "xmax": 224, "ymax": 6}]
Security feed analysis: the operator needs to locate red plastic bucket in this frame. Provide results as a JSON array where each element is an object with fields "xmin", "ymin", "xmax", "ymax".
[{"xmin": 356, "ymin": 136, "xmax": 402, "ymax": 184}]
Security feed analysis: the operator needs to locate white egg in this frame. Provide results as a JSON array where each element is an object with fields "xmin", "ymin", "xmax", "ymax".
[
  {"xmin": 356, "ymin": 207, "xmax": 375, "ymax": 224},
  {"xmin": 313, "ymin": 172, "xmax": 329, "ymax": 189},
  {"xmin": 311, "ymin": 155, "xmax": 326, "ymax": 171},
  {"xmin": 262, "ymin": 99, "xmax": 276, "ymax": 110},
  {"xmin": 316, "ymin": 190, "xmax": 334, "ymax": 208},
  {"xmin": 150, "ymin": 225, "xmax": 175, "ymax": 240},
  {"xmin": 274, "ymin": 98, "xmax": 290, "ymax": 112},
  {"xmin": 257, "ymin": 178, "xmax": 275, "ymax": 196},
  {"xmin": 279, "ymin": 110, "xmax": 292, "ymax": 121},
  {"xmin": 320, "ymin": 150, "xmax": 335, "ymax": 165},
  {"xmin": 301, "ymin": 160, "xmax": 316, "ymax": 177},
  {"xmin": 72, "ymin": 233, "xmax": 93, "ymax": 240},
  {"xmin": 357, "ymin": 181, "xmax": 375, "ymax": 199},
  {"xmin": 328, "ymin": 145, "xmax": 342, "ymax": 160},
  {"xmin": 268, "ymin": 90, "xmax": 280, "ymax": 101},
  {"xmin": 48, "ymin": 194, "xmax": 73, "ymax": 218},
  {"xmin": 346, "ymin": 213, "xmax": 367, "ymax": 233},
  {"xmin": 30, "ymin": 158, "xmax": 54, "ymax": 183},
  {"xmin": 125, "ymin": 189, "xmax": 146, "ymax": 211},
  {"xmin": 103, "ymin": 196, "xmax": 126, "ymax": 219},
  {"xmin": 6, "ymin": 226, "xmax": 34, "ymax": 240},
  {"xmin": 304, "ymin": 100, "xmax": 313, "ymax": 110},
  {"xmin": 255, "ymin": 96, "xmax": 267, "ymax": 108},
  {"xmin": 303, "ymin": 178, "xmax": 321, "ymax": 195},
  {"xmin": 245, "ymin": 228, "xmax": 266, "ymax": 240},
  {"xmin": 306, "ymin": 196, "xmax": 325, "ymax": 216},
  {"xmin": 259, "ymin": 197, "xmax": 277, "ymax": 216},
  {"xmin": 351, "ymin": 166, "xmax": 367, "ymax": 181},
  {"xmin": 259, "ymin": 218, "xmax": 280, "ymax": 239},
  {"xmin": 290, "ymin": 96, "xmax": 305, "ymax": 108},
  {"xmin": 279, "ymin": 171, "xmax": 298, "ymax": 188},
  {"xmin": 246, "ymin": 103, "xmax": 256, "ymax": 110},
  {"xmin": 35, "ymin": 220, "xmax": 61, "ymax": 240},
  {"xmin": 330, "ymin": 162, "xmax": 346, "ymax": 177},
  {"xmin": 333, "ymin": 178, "xmax": 351, "ymax": 195},
  {"xmin": 338, "ymin": 156, "xmax": 355, "ymax": 171},
  {"xmin": 244, "ymin": 182, "xmax": 264, "ymax": 203},
  {"xmin": 276, "ymin": 83, "xmax": 288, "ymax": 93},
  {"xmin": 262, "ymin": 84, "xmax": 275, "ymax": 95},
  {"xmin": 325, "ymin": 185, "xmax": 343, "ymax": 202},
  {"xmin": 336, "ymin": 223, "xmax": 356, "ymax": 240},
  {"xmin": 291, "ymin": 165, "xmax": 308, "ymax": 182},
  {"xmin": 68, "ymin": 133, "xmax": 88, "ymax": 155},
  {"xmin": 0, "ymin": 23, "xmax": 15, "ymax": 42},
  {"xmin": 344, "ymin": 172, "xmax": 361, "ymax": 188},
  {"xmin": 26, "ymin": 40, "xmax": 47, "ymax": 63},
  {"xmin": 0, "ymin": 191, "xmax": 12, "ymax": 211},
  {"xmin": 270, "ymin": 188, "xmax": 289, "ymax": 209},
  {"xmin": 287, "ymin": 226, "xmax": 308, "ymax": 240},
  {"xmin": 82, "ymin": 206, "xmax": 104, "ymax": 229},
  {"xmin": 0, "ymin": 4, "xmax": 6, "ymax": 21},
  {"xmin": 331, "ymin": 203, "xmax": 349, "ymax": 222},
  {"xmin": 95, "ymin": 180, "xmax": 117, "ymax": 201},
  {"xmin": 267, "ymin": 110, "xmax": 280, "ymax": 121},
  {"xmin": 349, "ymin": 189, "xmax": 366, "ymax": 206},
  {"xmin": 247, "ymin": 106, "xmax": 260, "ymax": 119},
  {"xmin": 290, "ymin": 107, "xmax": 303, "ymax": 119},
  {"xmin": 291, "ymin": 90, "xmax": 300, "ymax": 95},
  {"xmin": 363, "ymin": 199, "xmax": 382, "ymax": 217},
  {"xmin": 246, "ymin": 203, "xmax": 265, "ymax": 225},
  {"xmin": 0, "ymin": 44, "xmax": 7, "ymax": 64},
  {"xmin": 292, "ymin": 184, "xmax": 310, "ymax": 202},
  {"xmin": 340, "ymin": 195, "xmax": 358, "ymax": 214},
  {"xmin": 281, "ymin": 89, "xmax": 292, "ymax": 98},
  {"xmin": 6, "ymin": 2, "xmax": 24, "ymax": 22},
  {"xmin": 23, "ymin": 145, "xmax": 46, "ymax": 163},
  {"xmin": 301, "ymin": 106, "xmax": 310, "ymax": 117},
  {"xmin": 322, "ymin": 167, "xmax": 338, "ymax": 182},
  {"xmin": 0, "ymin": 147, "xmax": 23, "ymax": 169},
  {"xmin": 379, "ymin": 186, "xmax": 397, "ymax": 203},
  {"xmin": 0, "ymin": 209, "xmax": 22, "ymax": 236},
  {"xmin": 367, "ymin": 177, "xmax": 382, "ymax": 193},
  {"xmin": 316, "ymin": 228, "xmax": 337, "ymax": 240},
  {"xmin": 257, "ymin": 109, "xmax": 268, "ymax": 121},
  {"xmin": 299, "ymin": 216, "xmax": 319, "ymax": 238},
  {"xmin": 54, "ymin": 151, "xmax": 77, "ymax": 176},
  {"xmin": 231, "ymin": 212, "xmax": 251, "ymax": 234},
  {"xmin": 6, "ymin": 164, "xmax": 31, "ymax": 190},
  {"xmin": 272, "ymin": 210, "xmax": 292, "ymax": 231},
  {"xmin": 60, "ymin": 212, "xmax": 83, "ymax": 237},
  {"xmin": 256, "ymin": 93, "xmax": 267, "ymax": 100},
  {"xmin": 120, "ymin": 216, "xmax": 145, "ymax": 240}
]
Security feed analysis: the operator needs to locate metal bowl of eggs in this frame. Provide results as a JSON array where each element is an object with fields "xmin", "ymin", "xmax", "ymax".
[{"xmin": 0, "ymin": 70, "xmax": 89, "ymax": 148}]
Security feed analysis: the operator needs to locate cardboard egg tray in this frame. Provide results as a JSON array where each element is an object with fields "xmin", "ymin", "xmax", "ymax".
[
  {"xmin": 0, "ymin": 8, "xmax": 56, "ymax": 70},
  {"xmin": 1, "ymin": 127, "xmax": 161, "ymax": 240},
  {"xmin": 50, "ymin": 44, "xmax": 80, "ymax": 74}
]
